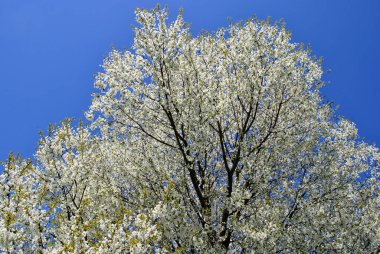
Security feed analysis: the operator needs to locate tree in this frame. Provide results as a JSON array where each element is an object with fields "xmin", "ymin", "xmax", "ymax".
[{"xmin": 1, "ymin": 7, "xmax": 380, "ymax": 253}]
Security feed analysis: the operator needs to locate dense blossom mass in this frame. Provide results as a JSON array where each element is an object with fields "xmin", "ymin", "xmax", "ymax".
[{"xmin": 1, "ymin": 7, "xmax": 380, "ymax": 253}]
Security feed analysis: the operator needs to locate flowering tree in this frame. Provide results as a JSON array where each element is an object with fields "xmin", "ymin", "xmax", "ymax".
[{"xmin": 1, "ymin": 7, "xmax": 380, "ymax": 253}]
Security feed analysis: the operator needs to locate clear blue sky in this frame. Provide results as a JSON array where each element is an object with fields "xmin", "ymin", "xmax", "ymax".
[{"xmin": 1, "ymin": 0, "xmax": 379, "ymax": 161}]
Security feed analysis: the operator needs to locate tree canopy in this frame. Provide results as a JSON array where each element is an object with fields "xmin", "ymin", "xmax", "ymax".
[{"xmin": 1, "ymin": 7, "xmax": 380, "ymax": 253}]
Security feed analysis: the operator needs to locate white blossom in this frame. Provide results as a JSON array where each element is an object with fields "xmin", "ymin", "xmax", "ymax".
[{"xmin": 1, "ymin": 6, "xmax": 380, "ymax": 253}]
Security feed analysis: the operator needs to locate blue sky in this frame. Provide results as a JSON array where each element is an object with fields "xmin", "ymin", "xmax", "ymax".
[{"xmin": 0, "ymin": 0, "xmax": 379, "ymax": 161}]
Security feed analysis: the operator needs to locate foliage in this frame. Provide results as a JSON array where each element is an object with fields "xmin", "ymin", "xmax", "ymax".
[{"xmin": 1, "ymin": 7, "xmax": 380, "ymax": 253}]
